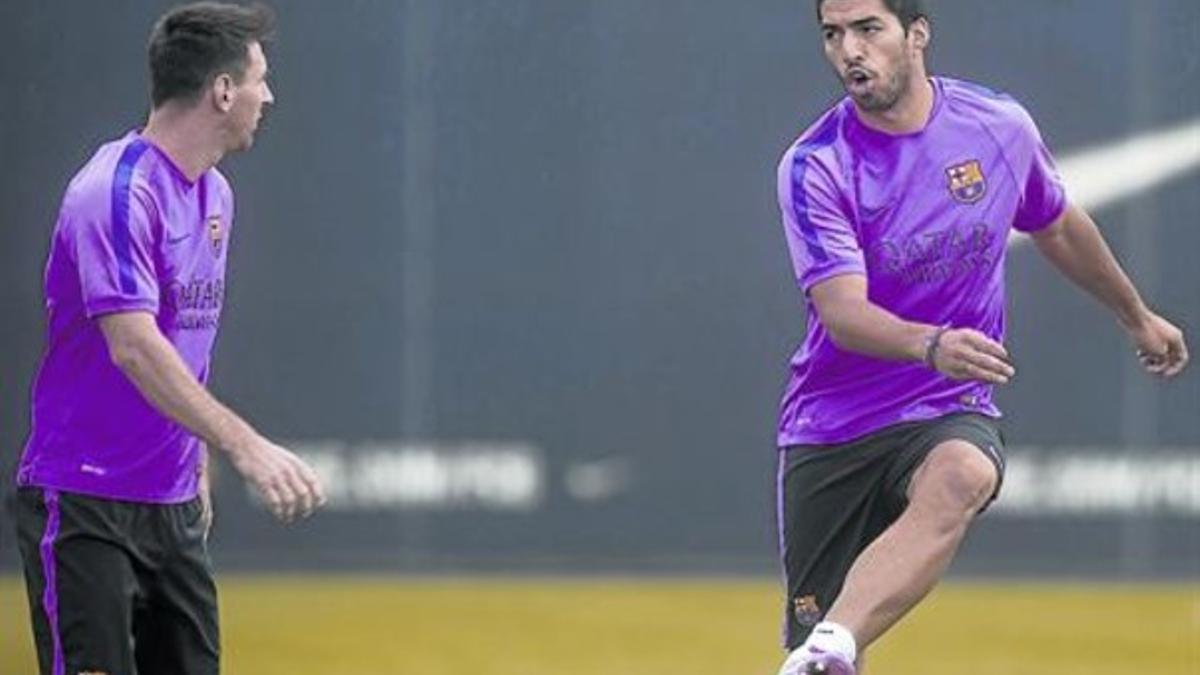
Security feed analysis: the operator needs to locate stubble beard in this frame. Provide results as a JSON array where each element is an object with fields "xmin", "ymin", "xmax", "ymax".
[{"xmin": 851, "ymin": 57, "xmax": 911, "ymax": 113}]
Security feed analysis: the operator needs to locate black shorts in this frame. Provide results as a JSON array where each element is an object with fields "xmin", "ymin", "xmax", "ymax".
[
  {"xmin": 776, "ymin": 413, "xmax": 1005, "ymax": 649},
  {"xmin": 14, "ymin": 487, "xmax": 219, "ymax": 675}
]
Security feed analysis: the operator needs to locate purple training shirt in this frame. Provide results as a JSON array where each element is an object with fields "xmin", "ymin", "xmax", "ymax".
[
  {"xmin": 17, "ymin": 131, "xmax": 234, "ymax": 503},
  {"xmin": 776, "ymin": 77, "xmax": 1067, "ymax": 447}
]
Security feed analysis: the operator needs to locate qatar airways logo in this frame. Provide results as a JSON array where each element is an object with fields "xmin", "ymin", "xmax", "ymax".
[
  {"xmin": 875, "ymin": 222, "xmax": 999, "ymax": 285},
  {"xmin": 163, "ymin": 277, "xmax": 225, "ymax": 331}
]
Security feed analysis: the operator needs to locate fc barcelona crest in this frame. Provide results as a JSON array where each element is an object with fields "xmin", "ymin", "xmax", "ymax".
[
  {"xmin": 793, "ymin": 594, "xmax": 823, "ymax": 627},
  {"xmin": 207, "ymin": 215, "xmax": 224, "ymax": 256},
  {"xmin": 946, "ymin": 159, "xmax": 986, "ymax": 204}
]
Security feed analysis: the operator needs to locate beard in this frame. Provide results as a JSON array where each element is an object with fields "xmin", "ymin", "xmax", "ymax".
[
  {"xmin": 229, "ymin": 114, "xmax": 262, "ymax": 153},
  {"xmin": 847, "ymin": 57, "xmax": 912, "ymax": 113}
]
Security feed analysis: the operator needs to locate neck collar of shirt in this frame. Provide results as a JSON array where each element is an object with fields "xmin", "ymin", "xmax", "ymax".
[
  {"xmin": 847, "ymin": 77, "xmax": 944, "ymax": 142},
  {"xmin": 130, "ymin": 129, "xmax": 206, "ymax": 190}
]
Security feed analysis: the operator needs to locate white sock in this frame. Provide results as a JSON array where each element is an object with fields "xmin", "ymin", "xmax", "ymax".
[{"xmin": 803, "ymin": 621, "xmax": 857, "ymax": 663}]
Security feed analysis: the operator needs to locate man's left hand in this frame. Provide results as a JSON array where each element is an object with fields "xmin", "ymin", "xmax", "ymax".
[{"xmin": 1127, "ymin": 311, "xmax": 1189, "ymax": 378}]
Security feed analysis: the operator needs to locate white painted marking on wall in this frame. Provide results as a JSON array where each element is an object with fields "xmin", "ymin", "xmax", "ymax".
[
  {"xmin": 281, "ymin": 441, "xmax": 545, "ymax": 511},
  {"xmin": 995, "ymin": 448, "xmax": 1200, "ymax": 516},
  {"xmin": 1008, "ymin": 117, "xmax": 1200, "ymax": 248}
]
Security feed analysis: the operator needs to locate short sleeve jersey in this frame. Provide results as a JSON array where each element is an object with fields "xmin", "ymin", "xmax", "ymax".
[
  {"xmin": 17, "ymin": 131, "xmax": 234, "ymax": 503},
  {"xmin": 776, "ymin": 77, "xmax": 1067, "ymax": 446}
]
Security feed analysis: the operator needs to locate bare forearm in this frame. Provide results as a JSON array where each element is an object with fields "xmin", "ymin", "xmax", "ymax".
[
  {"xmin": 100, "ymin": 313, "xmax": 324, "ymax": 522},
  {"xmin": 810, "ymin": 275, "xmax": 1015, "ymax": 384},
  {"xmin": 1033, "ymin": 203, "xmax": 1149, "ymax": 328},
  {"xmin": 822, "ymin": 299, "xmax": 935, "ymax": 363},
  {"xmin": 105, "ymin": 322, "xmax": 262, "ymax": 457}
]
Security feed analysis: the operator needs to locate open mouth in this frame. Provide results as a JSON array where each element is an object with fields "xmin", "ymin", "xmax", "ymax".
[{"xmin": 846, "ymin": 67, "xmax": 873, "ymax": 87}]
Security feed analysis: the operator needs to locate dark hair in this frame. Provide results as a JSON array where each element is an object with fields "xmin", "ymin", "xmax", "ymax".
[
  {"xmin": 815, "ymin": 0, "xmax": 928, "ymax": 32},
  {"xmin": 148, "ymin": 2, "xmax": 275, "ymax": 108}
]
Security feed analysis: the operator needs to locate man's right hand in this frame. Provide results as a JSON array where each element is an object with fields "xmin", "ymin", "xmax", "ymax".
[
  {"xmin": 228, "ymin": 438, "xmax": 326, "ymax": 523},
  {"xmin": 928, "ymin": 328, "xmax": 1016, "ymax": 385}
]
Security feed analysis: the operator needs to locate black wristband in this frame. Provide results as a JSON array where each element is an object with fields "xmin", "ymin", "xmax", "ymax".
[{"xmin": 923, "ymin": 325, "xmax": 952, "ymax": 369}]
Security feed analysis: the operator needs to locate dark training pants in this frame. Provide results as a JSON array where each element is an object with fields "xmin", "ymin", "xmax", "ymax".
[
  {"xmin": 776, "ymin": 413, "xmax": 1005, "ymax": 649},
  {"xmin": 15, "ymin": 487, "xmax": 220, "ymax": 675}
]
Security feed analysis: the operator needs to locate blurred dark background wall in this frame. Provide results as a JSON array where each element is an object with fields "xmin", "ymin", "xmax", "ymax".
[{"xmin": 1, "ymin": 0, "xmax": 1196, "ymax": 577}]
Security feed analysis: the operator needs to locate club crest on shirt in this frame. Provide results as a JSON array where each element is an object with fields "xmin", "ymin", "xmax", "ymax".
[
  {"xmin": 207, "ymin": 215, "xmax": 224, "ymax": 256},
  {"xmin": 946, "ymin": 159, "xmax": 987, "ymax": 204},
  {"xmin": 793, "ymin": 594, "xmax": 823, "ymax": 627}
]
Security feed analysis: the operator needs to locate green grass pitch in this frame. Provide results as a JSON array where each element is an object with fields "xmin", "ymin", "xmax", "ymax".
[{"xmin": 1, "ymin": 577, "xmax": 1196, "ymax": 674}]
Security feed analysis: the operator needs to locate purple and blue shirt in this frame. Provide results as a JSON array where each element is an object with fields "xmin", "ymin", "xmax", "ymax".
[
  {"xmin": 18, "ymin": 131, "xmax": 234, "ymax": 503},
  {"xmin": 776, "ymin": 77, "xmax": 1067, "ymax": 446}
]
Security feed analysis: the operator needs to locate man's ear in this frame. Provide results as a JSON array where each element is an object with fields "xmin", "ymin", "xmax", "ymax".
[
  {"xmin": 909, "ymin": 17, "xmax": 931, "ymax": 50},
  {"xmin": 212, "ymin": 73, "xmax": 236, "ymax": 112}
]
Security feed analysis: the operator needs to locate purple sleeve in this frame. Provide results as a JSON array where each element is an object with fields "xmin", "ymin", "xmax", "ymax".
[
  {"xmin": 71, "ymin": 186, "xmax": 160, "ymax": 317},
  {"xmin": 778, "ymin": 148, "xmax": 865, "ymax": 293},
  {"xmin": 1011, "ymin": 110, "xmax": 1068, "ymax": 233}
]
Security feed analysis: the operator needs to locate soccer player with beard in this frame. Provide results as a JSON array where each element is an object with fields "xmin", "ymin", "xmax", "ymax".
[
  {"xmin": 772, "ymin": 1, "xmax": 1189, "ymax": 673},
  {"xmin": 13, "ymin": 4, "xmax": 325, "ymax": 674}
]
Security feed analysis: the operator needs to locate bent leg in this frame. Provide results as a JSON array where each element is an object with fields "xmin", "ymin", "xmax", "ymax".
[{"xmin": 825, "ymin": 439, "xmax": 999, "ymax": 649}]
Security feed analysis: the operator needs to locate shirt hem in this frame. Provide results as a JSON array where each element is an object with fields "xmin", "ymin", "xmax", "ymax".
[
  {"xmin": 777, "ymin": 406, "xmax": 1002, "ymax": 448},
  {"xmin": 85, "ymin": 298, "xmax": 160, "ymax": 319},
  {"xmin": 16, "ymin": 473, "xmax": 197, "ymax": 505},
  {"xmin": 1013, "ymin": 195, "xmax": 1069, "ymax": 235},
  {"xmin": 799, "ymin": 263, "xmax": 867, "ymax": 295}
]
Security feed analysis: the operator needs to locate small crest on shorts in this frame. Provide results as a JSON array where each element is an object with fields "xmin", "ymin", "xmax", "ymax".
[
  {"xmin": 207, "ymin": 215, "xmax": 224, "ymax": 256},
  {"xmin": 946, "ymin": 159, "xmax": 987, "ymax": 204},
  {"xmin": 793, "ymin": 594, "xmax": 823, "ymax": 627}
]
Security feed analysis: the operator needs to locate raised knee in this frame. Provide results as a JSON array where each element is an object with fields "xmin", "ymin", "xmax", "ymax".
[{"xmin": 917, "ymin": 443, "xmax": 998, "ymax": 516}]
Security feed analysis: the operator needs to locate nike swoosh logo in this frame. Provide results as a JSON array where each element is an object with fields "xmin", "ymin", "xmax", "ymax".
[
  {"xmin": 166, "ymin": 233, "xmax": 192, "ymax": 244},
  {"xmin": 1009, "ymin": 116, "xmax": 1200, "ymax": 249}
]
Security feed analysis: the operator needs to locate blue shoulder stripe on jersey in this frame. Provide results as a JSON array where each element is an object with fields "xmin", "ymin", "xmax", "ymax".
[
  {"xmin": 789, "ymin": 116, "xmax": 841, "ymax": 264},
  {"xmin": 197, "ymin": 171, "xmax": 208, "ymax": 221},
  {"xmin": 110, "ymin": 139, "xmax": 152, "ymax": 295}
]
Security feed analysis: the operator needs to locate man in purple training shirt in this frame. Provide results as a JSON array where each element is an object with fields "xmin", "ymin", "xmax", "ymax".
[
  {"xmin": 773, "ymin": 1, "xmax": 1189, "ymax": 673},
  {"xmin": 13, "ymin": 4, "xmax": 325, "ymax": 674}
]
